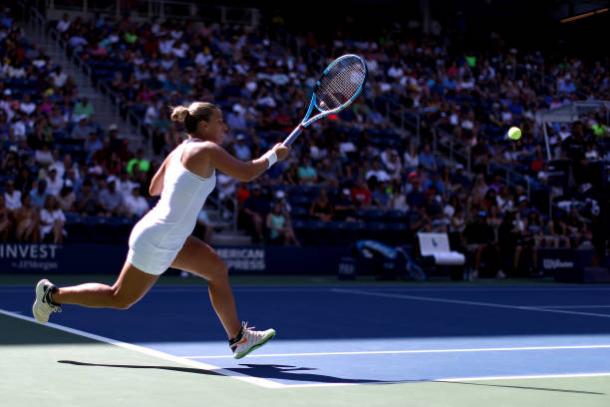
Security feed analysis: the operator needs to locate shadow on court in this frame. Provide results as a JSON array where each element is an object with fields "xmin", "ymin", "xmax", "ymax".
[
  {"xmin": 56, "ymin": 360, "xmax": 607, "ymax": 394},
  {"xmin": 58, "ymin": 360, "xmax": 388, "ymax": 384},
  {"xmin": 230, "ymin": 363, "xmax": 389, "ymax": 384},
  {"xmin": 58, "ymin": 360, "xmax": 222, "ymax": 376}
]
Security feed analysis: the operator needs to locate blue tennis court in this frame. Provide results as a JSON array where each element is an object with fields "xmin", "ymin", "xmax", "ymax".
[{"xmin": 2, "ymin": 284, "xmax": 610, "ymax": 389}]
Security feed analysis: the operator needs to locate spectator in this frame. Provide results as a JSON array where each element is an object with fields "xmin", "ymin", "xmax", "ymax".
[
  {"xmin": 389, "ymin": 182, "xmax": 409, "ymax": 212},
  {"xmin": 365, "ymin": 160, "xmax": 391, "ymax": 183},
  {"xmin": 403, "ymin": 143, "xmax": 419, "ymax": 171},
  {"xmin": 406, "ymin": 172, "xmax": 426, "ymax": 208},
  {"xmin": 383, "ymin": 149, "xmax": 403, "ymax": 181},
  {"xmin": 98, "ymin": 180, "xmax": 124, "ymax": 216},
  {"xmin": 351, "ymin": 178, "xmax": 372, "ymax": 208},
  {"xmin": 333, "ymin": 188, "xmax": 357, "ymax": 221},
  {"xmin": 241, "ymin": 185, "xmax": 269, "ymax": 243},
  {"xmin": 124, "ymin": 186, "xmax": 150, "ymax": 219},
  {"xmin": 115, "ymin": 171, "xmax": 139, "ymax": 199},
  {"xmin": 56, "ymin": 181, "xmax": 76, "ymax": 212},
  {"xmin": 471, "ymin": 174, "xmax": 489, "ymax": 207},
  {"xmin": 40, "ymin": 195, "xmax": 66, "ymax": 244},
  {"xmin": 19, "ymin": 94, "xmax": 36, "ymax": 116},
  {"xmin": 49, "ymin": 66, "xmax": 68, "ymax": 88},
  {"xmin": 53, "ymin": 153, "xmax": 76, "ymax": 181},
  {"xmin": 418, "ymin": 144, "xmax": 437, "ymax": 172},
  {"xmin": 48, "ymin": 106, "xmax": 66, "ymax": 129},
  {"xmin": 371, "ymin": 181, "xmax": 390, "ymax": 209},
  {"xmin": 464, "ymin": 211, "xmax": 503, "ymax": 279},
  {"xmin": 29, "ymin": 180, "xmax": 48, "ymax": 209},
  {"xmin": 73, "ymin": 97, "xmax": 94, "ymax": 119},
  {"xmin": 4, "ymin": 180, "xmax": 21, "ymax": 210},
  {"xmin": 14, "ymin": 195, "xmax": 39, "ymax": 242},
  {"xmin": 233, "ymin": 134, "xmax": 252, "ymax": 160},
  {"xmin": 266, "ymin": 201, "xmax": 299, "ymax": 245},
  {"xmin": 72, "ymin": 117, "xmax": 96, "ymax": 140},
  {"xmin": 0, "ymin": 195, "xmax": 11, "ymax": 241},
  {"xmin": 56, "ymin": 13, "xmax": 71, "ymax": 34},
  {"xmin": 84, "ymin": 132, "xmax": 103, "ymax": 162},
  {"xmin": 297, "ymin": 157, "xmax": 317, "ymax": 185},
  {"xmin": 309, "ymin": 189, "xmax": 334, "ymax": 222},
  {"xmin": 34, "ymin": 143, "xmax": 54, "ymax": 167},
  {"xmin": 75, "ymin": 179, "xmax": 99, "ymax": 215},
  {"xmin": 409, "ymin": 205, "xmax": 432, "ymax": 234},
  {"xmin": 45, "ymin": 166, "xmax": 63, "ymax": 196}
]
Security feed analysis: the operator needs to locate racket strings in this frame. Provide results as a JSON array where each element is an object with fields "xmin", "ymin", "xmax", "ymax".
[{"xmin": 316, "ymin": 58, "xmax": 366, "ymax": 111}]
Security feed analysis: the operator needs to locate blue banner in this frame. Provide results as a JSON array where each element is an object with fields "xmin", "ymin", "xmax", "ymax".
[{"xmin": 0, "ymin": 243, "xmax": 347, "ymax": 275}]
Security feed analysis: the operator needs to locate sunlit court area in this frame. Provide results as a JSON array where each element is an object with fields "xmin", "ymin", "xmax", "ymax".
[{"xmin": 1, "ymin": 0, "xmax": 609, "ymax": 406}]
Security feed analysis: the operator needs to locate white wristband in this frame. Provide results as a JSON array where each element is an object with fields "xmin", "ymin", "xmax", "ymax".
[{"xmin": 262, "ymin": 150, "xmax": 278, "ymax": 169}]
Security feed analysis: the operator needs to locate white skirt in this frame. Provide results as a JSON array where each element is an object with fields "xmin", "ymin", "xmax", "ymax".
[{"xmin": 127, "ymin": 218, "xmax": 187, "ymax": 276}]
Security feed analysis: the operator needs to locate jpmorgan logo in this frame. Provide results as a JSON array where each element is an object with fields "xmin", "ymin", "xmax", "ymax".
[{"xmin": 543, "ymin": 259, "xmax": 574, "ymax": 270}]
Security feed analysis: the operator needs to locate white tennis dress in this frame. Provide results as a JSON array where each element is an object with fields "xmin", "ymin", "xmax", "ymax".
[{"xmin": 127, "ymin": 139, "xmax": 216, "ymax": 275}]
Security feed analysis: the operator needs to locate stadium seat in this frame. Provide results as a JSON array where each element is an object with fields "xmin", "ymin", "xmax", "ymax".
[{"xmin": 417, "ymin": 232, "xmax": 465, "ymax": 267}]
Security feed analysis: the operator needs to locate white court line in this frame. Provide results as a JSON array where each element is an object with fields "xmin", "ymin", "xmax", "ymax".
[
  {"xmin": 0, "ymin": 309, "xmax": 283, "ymax": 389},
  {"xmin": 537, "ymin": 305, "xmax": 610, "ymax": 309},
  {"xmin": 268, "ymin": 372, "xmax": 610, "ymax": 389},
  {"xmin": 333, "ymin": 288, "xmax": 610, "ymax": 319},
  {"xmin": 184, "ymin": 344, "xmax": 610, "ymax": 359}
]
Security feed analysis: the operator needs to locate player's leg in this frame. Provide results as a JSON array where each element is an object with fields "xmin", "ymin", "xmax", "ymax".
[
  {"xmin": 33, "ymin": 261, "xmax": 158, "ymax": 323},
  {"xmin": 171, "ymin": 236, "xmax": 275, "ymax": 358},
  {"xmin": 170, "ymin": 236, "xmax": 241, "ymax": 338}
]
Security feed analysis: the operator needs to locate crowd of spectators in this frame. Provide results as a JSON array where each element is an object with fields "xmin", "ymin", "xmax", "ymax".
[
  {"xmin": 1, "ymin": 4, "xmax": 608, "ymax": 277},
  {"xmin": 0, "ymin": 5, "xmax": 155, "ymax": 243}
]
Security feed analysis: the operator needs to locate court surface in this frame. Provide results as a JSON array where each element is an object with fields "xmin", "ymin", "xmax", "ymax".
[{"xmin": 2, "ymin": 277, "xmax": 610, "ymax": 406}]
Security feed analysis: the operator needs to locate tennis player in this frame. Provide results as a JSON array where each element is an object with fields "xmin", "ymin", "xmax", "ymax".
[{"xmin": 32, "ymin": 102, "xmax": 288, "ymax": 359}]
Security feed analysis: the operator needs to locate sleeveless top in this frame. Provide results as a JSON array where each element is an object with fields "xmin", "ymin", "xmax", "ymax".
[{"xmin": 138, "ymin": 138, "xmax": 216, "ymax": 249}]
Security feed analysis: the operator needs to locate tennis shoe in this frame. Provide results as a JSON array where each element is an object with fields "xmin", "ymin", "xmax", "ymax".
[
  {"xmin": 32, "ymin": 279, "xmax": 61, "ymax": 323},
  {"xmin": 230, "ymin": 322, "xmax": 275, "ymax": 359}
]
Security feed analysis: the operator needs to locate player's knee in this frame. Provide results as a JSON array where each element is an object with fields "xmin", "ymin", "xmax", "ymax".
[
  {"xmin": 210, "ymin": 260, "xmax": 229, "ymax": 281},
  {"xmin": 110, "ymin": 288, "xmax": 137, "ymax": 310},
  {"xmin": 114, "ymin": 296, "xmax": 136, "ymax": 310}
]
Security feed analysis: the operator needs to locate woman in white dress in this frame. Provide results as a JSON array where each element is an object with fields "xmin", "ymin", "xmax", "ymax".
[
  {"xmin": 33, "ymin": 102, "xmax": 289, "ymax": 358},
  {"xmin": 40, "ymin": 195, "xmax": 66, "ymax": 244}
]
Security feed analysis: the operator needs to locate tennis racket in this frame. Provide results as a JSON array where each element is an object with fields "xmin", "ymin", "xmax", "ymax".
[{"xmin": 282, "ymin": 54, "xmax": 368, "ymax": 146}]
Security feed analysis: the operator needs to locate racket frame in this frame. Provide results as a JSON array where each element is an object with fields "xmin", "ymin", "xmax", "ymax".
[{"xmin": 282, "ymin": 54, "xmax": 367, "ymax": 146}]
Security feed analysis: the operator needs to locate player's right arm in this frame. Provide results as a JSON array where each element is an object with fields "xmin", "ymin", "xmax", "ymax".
[{"xmin": 193, "ymin": 142, "xmax": 289, "ymax": 182}]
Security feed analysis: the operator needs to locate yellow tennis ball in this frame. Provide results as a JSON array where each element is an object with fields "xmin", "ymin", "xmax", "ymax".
[{"xmin": 508, "ymin": 126, "xmax": 522, "ymax": 140}]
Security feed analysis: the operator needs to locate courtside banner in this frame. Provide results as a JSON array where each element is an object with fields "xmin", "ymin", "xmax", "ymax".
[
  {"xmin": 0, "ymin": 243, "xmax": 127, "ymax": 273},
  {"xmin": 538, "ymin": 248, "xmax": 594, "ymax": 274},
  {"xmin": 0, "ymin": 243, "xmax": 346, "ymax": 274}
]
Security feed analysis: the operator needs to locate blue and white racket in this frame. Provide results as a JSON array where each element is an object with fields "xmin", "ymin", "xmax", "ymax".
[{"xmin": 282, "ymin": 54, "xmax": 368, "ymax": 146}]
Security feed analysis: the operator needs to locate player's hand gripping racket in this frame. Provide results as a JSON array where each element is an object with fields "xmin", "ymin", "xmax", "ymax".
[{"xmin": 282, "ymin": 54, "xmax": 368, "ymax": 146}]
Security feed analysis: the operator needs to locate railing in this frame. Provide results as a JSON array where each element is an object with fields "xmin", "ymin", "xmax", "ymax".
[
  {"xmin": 46, "ymin": 0, "xmax": 260, "ymax": 26},
  {"xmin": 383, "ymin": 99, "xmax": 421, "ymax": 143}
]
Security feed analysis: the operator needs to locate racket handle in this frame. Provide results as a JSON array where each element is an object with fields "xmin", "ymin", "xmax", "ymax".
[{"xmin": 282, "ymin": 125, "xmax": 303, "ymax": 147}]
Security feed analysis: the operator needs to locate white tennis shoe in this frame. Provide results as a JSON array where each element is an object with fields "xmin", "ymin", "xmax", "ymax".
[
  {"xmin": 230, "ymin": 323, "xmax": 276, "ymax": 359},
  {"xmin": 32, "ymin": 279, "xmax": 61, "ymax": 323}
]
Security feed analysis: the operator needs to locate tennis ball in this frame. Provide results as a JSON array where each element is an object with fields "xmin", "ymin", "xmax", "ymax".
[{"xmin": 508, "ymin": 126, "xmax": 522, "ymax": 140}]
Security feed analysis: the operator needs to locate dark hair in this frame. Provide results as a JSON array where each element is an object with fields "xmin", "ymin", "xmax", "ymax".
[{"xmin": 170, "ymin": 102, "xmax": 219, "ymax": 133}]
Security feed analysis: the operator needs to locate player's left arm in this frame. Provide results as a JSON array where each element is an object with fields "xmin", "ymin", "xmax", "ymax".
[{"xmin": 149, "ymin": 155, "xmax": 171, "ymax": 196}]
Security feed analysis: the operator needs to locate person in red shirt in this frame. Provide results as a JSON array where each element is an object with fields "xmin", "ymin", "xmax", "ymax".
[{"xmin": 351, "ymin": 178, "xmax": 372, "ymax": 208}]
